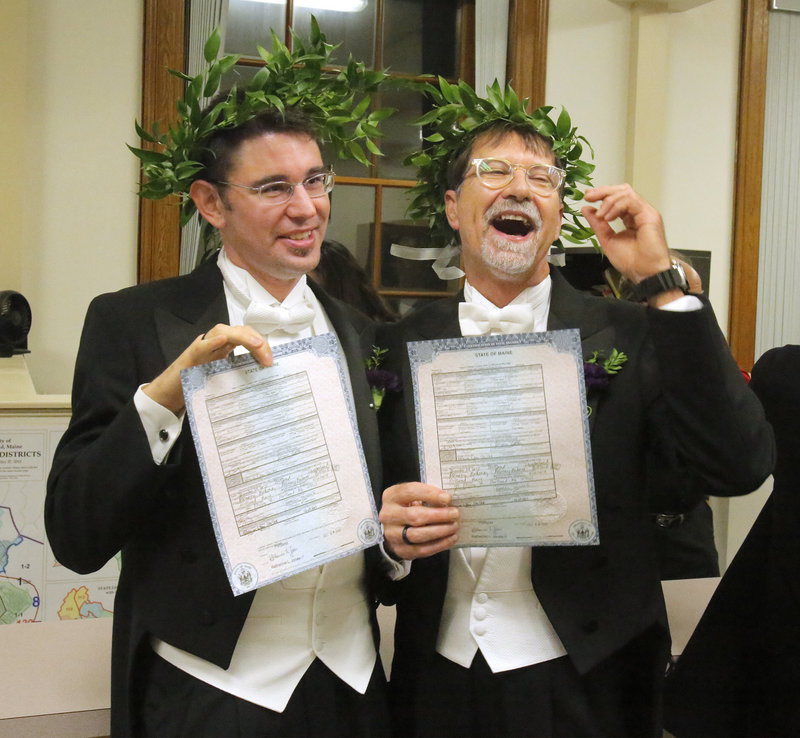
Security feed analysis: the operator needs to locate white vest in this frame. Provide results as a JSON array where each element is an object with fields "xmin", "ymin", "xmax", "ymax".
[{"xmin": 155, "ymin": 553, "xmax": 376, "ymax": 712}]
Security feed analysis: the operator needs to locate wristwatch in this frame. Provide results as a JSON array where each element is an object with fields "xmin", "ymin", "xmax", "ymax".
[{"xmin": 620, "ymin": 260, "xmax": 689, "ymax": 302}]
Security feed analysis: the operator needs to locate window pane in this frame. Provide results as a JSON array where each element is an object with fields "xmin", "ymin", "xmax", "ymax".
[
  {"xmin": 291, "ymin": 4, "xmax": 376, "ymax": 68},
  {"xmin": 381, "ymin": 185, "xmax": 412, "ymax": 222},
  {"xmin": 226, "ymin": 0, "xmax": 286, "ymax": 56},
  {"xmin": 325, "ymin": 184, "xmax": 375, "ymax": 269},
  {"xmin": 383, "ymin": 0, "xmax": 459, "ymax": 77},
  {"xmin": 375, "ymin": 86, "xmax": 425, "ymax": 180},
  {"xmin": 380, "ymin": 187, "xmax": 459, "ymax": 292}
]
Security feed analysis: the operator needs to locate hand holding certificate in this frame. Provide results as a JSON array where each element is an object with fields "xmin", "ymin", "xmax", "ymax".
[
  {"xmin": 182, "ymin": 334, "xmax": 381, "ymax": 595},
  {"xmin": 408, "ymin": 329, "xmax": 598, "ymax": 547}
]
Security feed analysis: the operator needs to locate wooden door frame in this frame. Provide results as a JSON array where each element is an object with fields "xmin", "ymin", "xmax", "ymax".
[
  {"xmin": 728, "ymin": 0, "xmax": 769, "ymax": 370},
  {"xmin": 138, "ymin": 0, "xmax": 185, "ymax": 283}
]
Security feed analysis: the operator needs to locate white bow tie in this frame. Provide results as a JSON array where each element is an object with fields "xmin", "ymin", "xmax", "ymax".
[
  {"xmin": 458, "ymin": 301, "xmax": 536, "ymax": 336},
  {"xmin": 243, "ymin": 300, "xmax": 316, "ymax": 336}
]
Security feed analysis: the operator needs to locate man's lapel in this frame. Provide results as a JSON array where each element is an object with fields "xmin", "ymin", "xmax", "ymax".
[
  {"xmin": 547, "ymin": 269, "xmax": 617, "ymax": 433},
  {"xmin": 153, "ymin": 259, "xmax": 229, "ymax": 365},
  {"xmin": 412, "ymin": 293, "xmax": 462, "ymax": 341}
]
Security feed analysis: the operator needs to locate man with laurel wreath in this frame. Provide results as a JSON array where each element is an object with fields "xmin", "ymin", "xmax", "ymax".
[
  {"xmin": 377, "ymin": 83, "xmax": 774, "ymax": 738},
  {"xmin": 45, "ymin": 37, "xmax": 393, "ymax": 737}
]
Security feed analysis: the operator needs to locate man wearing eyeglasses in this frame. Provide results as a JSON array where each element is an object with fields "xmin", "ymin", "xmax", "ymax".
[
  {"xmin": 46, "ymin": 107, "xmax": 389, "ymax": 737},
  {"xmin": 376, "ymin": 121, "xmax": 773, "ymax": 737}
]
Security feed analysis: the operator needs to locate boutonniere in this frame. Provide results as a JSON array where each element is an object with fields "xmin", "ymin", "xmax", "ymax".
[
  {"xmin": 365, "ymin": 346, "xmax": 402, "ymax": 411},
  {"xmin": 584, "ymin": 348, "xmax": 628, "ymax": 392}
]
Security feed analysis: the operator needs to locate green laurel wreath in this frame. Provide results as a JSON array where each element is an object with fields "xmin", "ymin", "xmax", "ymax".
[
  {"xmin": 129, "ymin": 17, "xmax": 394, "ymax": 226},
  {"xmin": 406, "ymin": 77, "xmax": 598, "ymax": 251}
]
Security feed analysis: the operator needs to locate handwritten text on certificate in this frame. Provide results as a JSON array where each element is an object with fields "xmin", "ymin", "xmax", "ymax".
[
  {"xmin": 408, "ymin": 330, "xmax": 598, "ymax": 547},
  {"xmin": 182, "ymin": 334, "xmax": 381, "ymax": 595}
]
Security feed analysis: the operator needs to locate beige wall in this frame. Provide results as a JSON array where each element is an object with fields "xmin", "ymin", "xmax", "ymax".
[
  {"xmin": 0, "ymin": 1, "xmax": 29, "ymax": 292},
  {"xmin": 2, "ymin": 0, "xmax": 143, "ymax": 395},
  {"xmin": 547, "ymin": 0, "xmax": 739, "ymax": 328}
]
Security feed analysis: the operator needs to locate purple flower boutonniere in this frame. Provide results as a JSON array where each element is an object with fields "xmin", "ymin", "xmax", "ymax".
[
  {"xmin": 365, "ymin": 346, "xmax": 402, "ymax": 411},
  {"xmin": 584, "ymin": 348, "xmax": 628, "ymax": 393}
]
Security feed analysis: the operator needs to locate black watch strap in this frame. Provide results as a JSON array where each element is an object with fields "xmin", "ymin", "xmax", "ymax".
[{"xmin": 620, "ymin": 261, "xmax": 689, "ymax": 301}]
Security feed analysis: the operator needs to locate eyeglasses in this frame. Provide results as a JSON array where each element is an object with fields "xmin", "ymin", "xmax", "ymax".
[
  {"xmin": 215, "ymin": 169, "xmax": 335, "ymax": 205},
  {"xmin": 468, "ymin": 158, "xmax": 565, "ymax": 196}
]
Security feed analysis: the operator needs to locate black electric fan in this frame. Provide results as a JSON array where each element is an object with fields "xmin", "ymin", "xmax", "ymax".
[{"xmin": 0, "ymin": 291, "xmax": 32, "ymax": 357}]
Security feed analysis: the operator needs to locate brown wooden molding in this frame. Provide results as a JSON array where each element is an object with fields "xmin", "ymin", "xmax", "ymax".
[
  {"xmin": 506, "ymin": 0, "xmax": 548, "ymax": 109},
  {"xmin": 457, "ymin": 0, "xmax": 476, "ymax": 85},
  {"xmin": 728, "ymin": 0, "xmax": 769, "ymax": 370},
  {"xmin": 138, "ymin": 0, "xmax": 186, "ymax": 284}
]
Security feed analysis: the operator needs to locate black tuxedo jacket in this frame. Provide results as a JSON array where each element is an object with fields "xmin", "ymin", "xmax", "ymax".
[
  {"xmin": 664, "ymin": 344, "xmax": 800, "ymax": 737},
  {"xmin": 45, "ymin": 259, "xmax": 383, "ymax": 736},
  {"xmin": 378, "ymin": 269, "xmax": 773, "ymax": 720}
]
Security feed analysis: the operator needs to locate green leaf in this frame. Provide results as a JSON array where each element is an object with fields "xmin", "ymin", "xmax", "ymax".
[
  {"xmin": 439, "ymin": 77, "xmax": 461, "ymax": 105},
  {"xmin": 310, "ymin": 14, "xmax": 322, "ymax": 45},
  {"xmin": 168, "ymin": 69, "xmax": 193, "ymax": 82},
  {"xmin": 218, "ymin": 54, "xmax": 240, "ymax": 77},
  {"xmin": 174, "ymin": 160, "xmax": 204, "ymax": 178},
  {"xmin": 134, "ymin": 121, "xmax": 157, "ymax": 144},
  {"xmin": 203, "ymin": 28, "xmax": 221, "ymax": 63},
  {"xmin": 414, "ymin": 108, "xmax": 443, "ymax": 126},
  {"xmin": 486, "ymin": 80, "xmax": 504, "ymax": 111},
  {"xmin": 556, "ymin": 107, "xmax": 571, "ymax": 138},
  {"xmin": 365, "ymin": 137, "xmax": 383, "ymax": 156},
  {"xmin": 352, "ymin": 95, "xmax": 371, "ymax": 118},
  {"xmin": 348, "ymin": 140, "xmax": 369, "ymax": 165},
  {"xmin": 127, "ymin": 145, "xmax": 168, "ymax": 164},
  {"xmin": 203, "ymin": 64, "xmax": 222, "ymax": 99},
  {"xmin": 368, "ymin": 107, "xmax": 396, "ymax": 122}
]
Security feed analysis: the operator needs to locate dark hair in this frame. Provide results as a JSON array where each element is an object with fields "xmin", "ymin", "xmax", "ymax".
[
  {"xmin": 446, "ymin": 121, "xmax": 565, "ymax": 197},
  {"xmin": 197, "ymin": 91, "xmax": 322, "ymax": 185},
  {"xmin": 311, "ymin": 240, "xmax": 398, "ymax": 322}
]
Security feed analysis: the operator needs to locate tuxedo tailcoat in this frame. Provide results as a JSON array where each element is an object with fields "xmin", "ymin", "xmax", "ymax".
[
  {"xmin": 45, "ymin": 259, "xmax": 384, "ymax": 736},
  {"xmin": 377, "ymin": 269, "xmax": 774, "ymax": 736}
]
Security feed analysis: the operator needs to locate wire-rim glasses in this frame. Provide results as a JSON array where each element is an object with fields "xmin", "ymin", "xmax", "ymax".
[
  {"xmin": 215, "ymin": 169, "xmax": 335, "ymax": 205},
  {"xmin": 468, "ymin": 158, "xmax": 565, "ymax": 196}
]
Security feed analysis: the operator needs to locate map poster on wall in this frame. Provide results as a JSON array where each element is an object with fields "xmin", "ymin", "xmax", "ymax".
[{"xmin": 0, "ymin": 414, "xmax": 120, "ymax": 624}]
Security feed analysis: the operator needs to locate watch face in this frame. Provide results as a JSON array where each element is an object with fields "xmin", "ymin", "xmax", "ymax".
[
  {"xmin": 671, "ymin": 260, "xmax": 687, "ymax": 281},
  {"xmin": 669, "ymin": 261, "xmax": 689, "ymax": 292}
]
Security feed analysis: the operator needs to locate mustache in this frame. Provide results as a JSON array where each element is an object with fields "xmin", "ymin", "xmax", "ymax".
[{"xmin": 483, "ymin": 199, "xmax": 543, "ymax": 230}]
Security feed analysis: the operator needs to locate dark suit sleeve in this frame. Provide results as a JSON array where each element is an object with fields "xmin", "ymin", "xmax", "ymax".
[
  {"xmin": 645, "ymin": 301, "xmax": 774, "ymax": 496},
  {"xmin": 45, "ymin": 293, "xmax": 183, "ymax": 574}
]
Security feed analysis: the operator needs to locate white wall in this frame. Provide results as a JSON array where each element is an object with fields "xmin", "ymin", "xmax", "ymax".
[
  {"xmin": 657, "ymin": 1, "xmax": 740, "ymax": 326},
  {"xmin": 2, "ymin": 0, "xmax": 143, "ymax": 395},
  {"xmin": 546, "ymin": 0, "xmax": 739, "ymax": 327},
  {"xmin": 546, "ymin": 1, "xmax": 631, "ymax": 188}
]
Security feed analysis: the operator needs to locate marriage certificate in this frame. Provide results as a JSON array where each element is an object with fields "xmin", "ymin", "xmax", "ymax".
[
  {"xmin": 182, "ymin": 334, "xmax": 381, "ymax": 595},
  {"xmin": 408, "ymin": 329, "xmax": 598, "ymax": 547}
]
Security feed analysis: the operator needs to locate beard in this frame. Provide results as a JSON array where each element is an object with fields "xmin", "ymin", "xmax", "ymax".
[{"xmin": 480, "ymin": 199, "xmax": 548, "ymax": 276}]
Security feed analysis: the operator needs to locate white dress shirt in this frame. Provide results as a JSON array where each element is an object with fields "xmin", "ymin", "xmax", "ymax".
[{"xmin": 135, "ymin": 248, "xmax": 377, "ymax": 711}]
